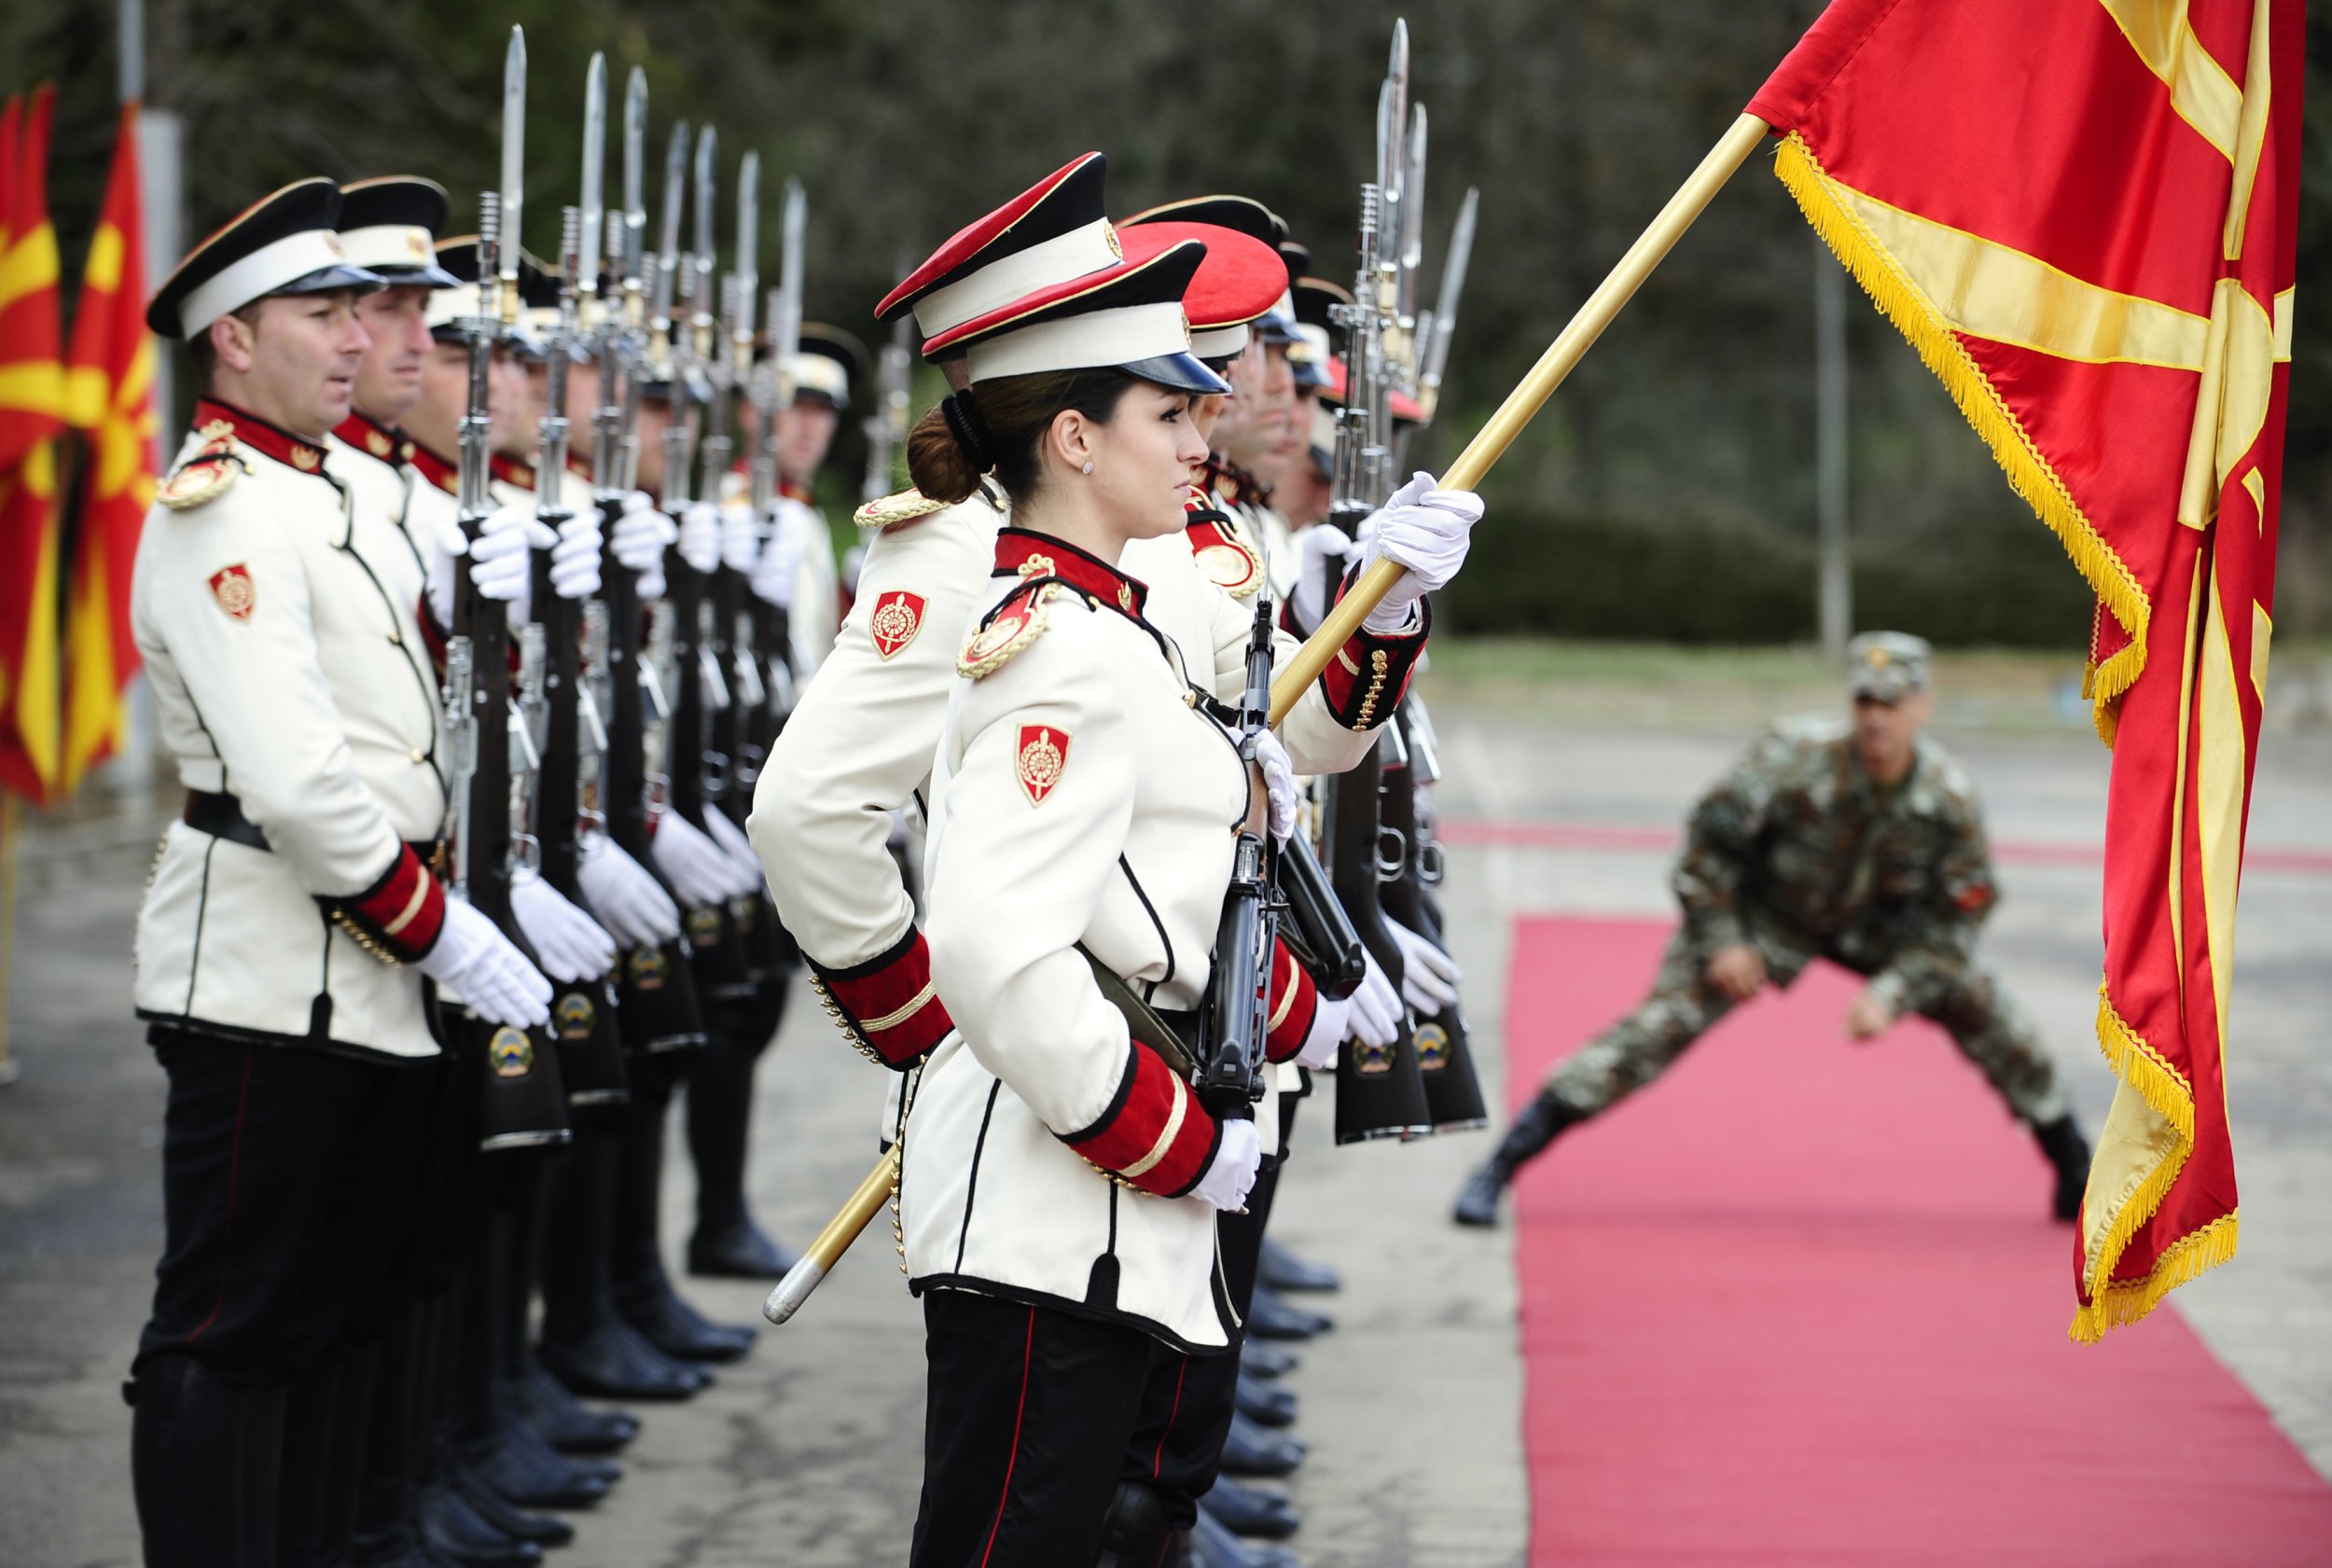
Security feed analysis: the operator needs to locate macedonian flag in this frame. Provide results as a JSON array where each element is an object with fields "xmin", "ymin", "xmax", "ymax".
[
  {"xmin": 61, "ymin": 103, "xmax": 157, "ymax": 791},
  {"xmin": 1748, "ymin": 0, "xmax": 2300, "ymax": 1339},
  {"xmin": 0, "ymin": 87, "xmax": 68, "ymax": 804}
]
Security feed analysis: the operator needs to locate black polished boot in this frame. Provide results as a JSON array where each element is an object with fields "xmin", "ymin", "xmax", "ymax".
[
  {"xmin": 541, "ymin": 1122, "xmax": 715, "ymax": 1396},
  {"xmin": 1093, "ymin": 1478, "xmax": 1176, "ymax": 1568},
  {"xmin": 1189, "ymin": 1503, "xmax": 1301, "ymax": 1568},
  {"xmin": 1256, "ymin": 1236, "xmax": 1340, "ymax": 1293},
  {"xmin": 129, "ymin": 1357, "xmax": 287, "ymax": 1568},
  {"xmin": 1245, "ymin": 1283, "xmax": 1331, "ymax": 1340},
  {"xmin": 444, "ymin": 1449, "xmax": 575, "ymax": 1546},
  {"xmin": 1198, "ymin": 1477, "xmax": 1298, "ymax": 1540},
  {"xmin": 1241, "ymin": 1342, "xmax": 1297, "ymax": 1380},
  {"xmin": 684, "ymin": 1023, "xmax": 797, "ymax": 1280},
  {"xmin": 512, "ymin": 1366, "xmax": 637, "ymax": 1452},
  {"xmin": 276, "ymin": 1355, "xmax": 344, "ymax": 1568},
  {"xmin": 1234, "ymin": 1367, "xmax": 1297, "ymax": 1428},
  {"xmin": 416, "ymin": 1478, "xmax": 546, "ymax": 1566},
  {"xmin": 612, "ymin": 1056, "xmax": 744, "ymax": 1369},
  {"xmin": 1453, "ymin": 1089, "xmax": 1580, "ymax": 1228},
  {"xmin": 1217, "ymin": 1410, "xmax": 1306, "ymax": 1478},
  {"xmin": 2033, "ymin": 1112, "xmax": 2091, "ymax": 1222}
]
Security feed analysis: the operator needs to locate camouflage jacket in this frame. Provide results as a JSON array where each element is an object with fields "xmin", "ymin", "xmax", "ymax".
[{"xmin": 1672, "ymin": 716, "xmax": 1999, "ymax": 1014}]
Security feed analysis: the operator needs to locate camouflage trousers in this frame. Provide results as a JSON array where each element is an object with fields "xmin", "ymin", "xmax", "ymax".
[{"xmin": 1543, "ymin": 929, "xmax": 2069, "ymax": 1124}]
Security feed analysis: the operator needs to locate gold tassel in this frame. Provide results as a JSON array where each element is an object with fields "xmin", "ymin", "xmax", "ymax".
[
  {"xmin": 2071, "ymin": 1213, "xmax": 2239, "ymax": 1343},
  {"xmin": 1771, "ymin": 133, "xmax": 2150, "ymax": 739},
  {"xmin": 2094, "ymin": 985, "xmax": 2195, "ymax": 1142}
]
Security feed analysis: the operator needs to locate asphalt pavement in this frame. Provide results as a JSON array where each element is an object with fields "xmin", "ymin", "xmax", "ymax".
[{"xmin": 3, "ymin": 651, "xmax": 2325, "ymax": 1566}]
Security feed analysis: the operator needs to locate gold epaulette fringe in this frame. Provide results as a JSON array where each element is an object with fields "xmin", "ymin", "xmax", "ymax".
[{"xmin": 854, "ymin": 488, "xmax": 950, "ymax": 531}]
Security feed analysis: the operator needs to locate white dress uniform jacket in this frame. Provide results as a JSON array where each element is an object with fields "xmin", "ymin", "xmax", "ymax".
[
  {"xmin": 133, "ymin": 400, "xmax": 451, "ymax": 1058},
  {"xmin": 909, "ymin": 534, "xmax": 1249, "ymax": 1351},
  {"xmin": 751, "ymin": 487, "xmax": 1426, "ymax": 1077}
]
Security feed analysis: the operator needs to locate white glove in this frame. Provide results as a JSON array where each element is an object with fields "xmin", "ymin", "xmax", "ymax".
[
  {"xmin": 752, "ymin": 499, "xmax": 817, "ymax": 609},
  {"xmin": 509, "ymin": 869, "xmax": 617, "ymax": 983},
  {"xmin": 1387, "ymin": 915, "xmax": 1463, "ymax": 1012},
  {"xmin": 701, "ymin": 806, "xmax": 770, "ymax": 896},
  {"xmin": 1297, "ymin": 950, "xmax": 1400, "ymax": 1069},
  {"xmin": 650, "ymin": 809, "xmax": 744, "ymax": 908},
  {"xmin": 677, "ymin": 500, "xmax": 721, "ymax": 576},
  {"xmin": 1354, "ymin": 471, "xmax": 1484, "ymax": 633},
  {"xmin": 719, "ymin": 497, "xmax": 761, "ymax": 574},
  {"xmin": 425, "ymin": 503, "xmax": 547, "ymax": 629},
  {"xmin": 1350, "ymin": 948, "xmax": 1402, "ymax": 1048},
  {"xmin": 420, "ymin": 896, "xmax": 552, "ymax": 1028},
  {"xmin": 548, "ymin": 510, "xmax": 604, "ymax": 602},
  {"xmin": 575, "ymin": 832, "xmax": 682, "ymax": 948},
  {"xmin": 1291, "ymin": 523, "xmax": 1356, "ymax": 635},
  {"xmin": 612, "ymin": 492, "xmax": 674, "ymax": 603},
  {"xmin": 1190, "ymin": 1116, "xmax": 1262, "ymax": 1212},
  {"xmin": 1253, "ymin": 730, "xmax": 1297, "ymax": 844}
]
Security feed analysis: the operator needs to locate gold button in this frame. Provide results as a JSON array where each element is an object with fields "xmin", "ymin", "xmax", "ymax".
[
  {"xmin": 409, "ymin": 747, "xmax": 426, "ymax": 764},
  {"xmin": 387, "ymin": 631, "xmax": 404, "ymax": 647}
]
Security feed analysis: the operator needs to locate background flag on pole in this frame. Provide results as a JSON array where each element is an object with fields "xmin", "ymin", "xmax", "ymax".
[
  {"xmin": 1747, "ymin": 0, "xmax": 2301, "ymax": 1339},
  {"xmin": 61, "ymin": 101, "xmax": 156, "ymax": 791},
  {"xmin": 0, "ymin": 87, "xmax": 67, "ymax": 805}
]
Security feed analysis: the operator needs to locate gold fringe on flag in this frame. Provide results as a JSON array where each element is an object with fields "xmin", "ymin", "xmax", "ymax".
[{"xmin": 1770, "ymin": 132, "xmax": 2150, "ymax": 737}]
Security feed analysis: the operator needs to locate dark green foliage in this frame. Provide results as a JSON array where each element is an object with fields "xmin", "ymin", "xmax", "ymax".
[{"xmin": 5, "ymin": 0, "xmax": 2326, "ymax": 645}]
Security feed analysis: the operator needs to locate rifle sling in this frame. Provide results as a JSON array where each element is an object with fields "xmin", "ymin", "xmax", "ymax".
[{"xmin": 1077, "ymin": 945, "xmax": 1199, "ymax": 1081}]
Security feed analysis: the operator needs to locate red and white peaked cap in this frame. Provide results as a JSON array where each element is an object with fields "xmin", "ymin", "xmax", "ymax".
[
  {"xmin": 1114, "ymin": 219, "xmax": 1285, "ymax": 360},
  {"xmin": 876, "ymin": 152, "xmax": 1122, "ymax": 344},
  {"xmin": 923, "ymin": 238, "xmax": 1230, "ymax": 395}
]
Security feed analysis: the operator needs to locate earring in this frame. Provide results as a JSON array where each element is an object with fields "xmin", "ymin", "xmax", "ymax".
[{"xmin": 1080, "ymin": 460, "xmax": 1094, "ymax": 476}]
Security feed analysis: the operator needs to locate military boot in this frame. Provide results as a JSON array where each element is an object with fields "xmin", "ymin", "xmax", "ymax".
[
  {"xmin": 1452, "ymin": 1090, "xmax": 1579, "ymax": 1228},
  {"xmin": 2032, "ymin": 1113, "xmax": 2091, "ymax": 1222},
  {"xmin": 1092, "ymin": 1479, "xmax": 1176, "ymax": 1568},
  {"xmin": 129, "ymin": 1357, "xmax": 287, "ymax": 1568}
]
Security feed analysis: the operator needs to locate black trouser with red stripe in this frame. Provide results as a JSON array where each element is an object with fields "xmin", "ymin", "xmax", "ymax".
[
  {"xmin": 134, "ymin": 1029, "xmax": 426, "ymax": 1386},
  {"xmin": 912, "ymin": 1288, "xmax": 1206, "ymax": 1568}
]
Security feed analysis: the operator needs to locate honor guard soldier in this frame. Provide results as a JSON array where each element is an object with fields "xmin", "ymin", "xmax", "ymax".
[
  {"xmin": 757, "ymin": 322, "xmax": 863, "ymax": 671},
  {"xmin": 902, "ymin": 231, "xmax": 1269, "ymax": 1568},
  {"xmin": 1454, "ymin": 633, "xmax": 2094, "ymax": 1227},
  {"xmin": 125, "ymin": 178, "xmax": 551, "ymax": 1567}
]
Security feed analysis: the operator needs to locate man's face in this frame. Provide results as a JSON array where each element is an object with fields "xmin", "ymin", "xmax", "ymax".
[
  {"xmin": 777, "ymin": 397, "xmax": 839, "ymax": 484},
  {"xmin": 1228, "ymin": 342, "xmax": 1296, "ymax": 471},
  {"xmin": 631, "ymin": 398, "xmax": 672, "ymax": 493},
  {"xmin": 351, "ymin": 285, "xmax": 434, "ymax": 425},
  {"xmin": 409, "ymin": 340, "xmax": 469, "ymax": 454},
  {"xmin": 1852, "ymin": 689, "xmax": 1932, "ymax": 781},
  {"xmin": 214, "ymin": 290, "xmax": 371, "ymax": 437},
  {"xmin": 1281, "ymin": 456, "xmax": 1333, "ymax": 528}
]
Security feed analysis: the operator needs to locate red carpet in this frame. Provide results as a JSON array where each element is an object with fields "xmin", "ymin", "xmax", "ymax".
[{"xmin": 1506, "ymin": 917, "xmax": 2332, "ymax": 1567}]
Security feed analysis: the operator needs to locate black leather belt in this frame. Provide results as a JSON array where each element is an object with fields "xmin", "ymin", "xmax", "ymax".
[
  {"xmin": 184, "ymin": 789, "xmax": 270, "ymax": 852},
  {"xmin": 184, "ymin": 789, "xmax": 445, "ymax": 873}
]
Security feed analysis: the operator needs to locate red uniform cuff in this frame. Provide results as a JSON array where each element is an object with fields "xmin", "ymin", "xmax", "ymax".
[
  {"xmin": 1316, "ymin": 571, "xmax": 1428, "ymax": 730},
  {"xmin": 1263, "ymin": 937, "xmax": 1318, "ymax": 1064},
  {"xmin": 1062, "ymin": 1043, "xmax": 1222, "ymax": 1199},
  {"xmin": 328, "ymin": 843, "xmax": 447, "ymax": 964},
  {"xmin": 806, "ymin": 925, "xmax": 954, "ymax": 1070}
]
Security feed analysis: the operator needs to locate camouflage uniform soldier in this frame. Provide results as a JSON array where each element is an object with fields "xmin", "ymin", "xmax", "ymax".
[{"xmin": 1453, "ymin": 632, "xmax": 2091, "ymax": 1228}]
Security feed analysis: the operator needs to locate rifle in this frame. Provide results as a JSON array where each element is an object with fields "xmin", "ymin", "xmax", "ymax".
[
  {"xmin": 654, "ymin": 121, "xmax": 753, "ymax": 999},
  {"xmin": 1197, "ymin": 596, "xmax": 1282, "ymax": 1124},
  {"xmin": 450, "ymin": 26, "xmax": 571, "ymax": 1150},
  {"xmin": 595, "ymin": 68, "xmax": 708, "ymax": 1050},
  {"xmin": 864, "ymin": 296, "xmax": 912, "ymax": 506},
  {"xmin": 1377, "ymin": 705, "xmax": 1485, "ymax": 1131}
]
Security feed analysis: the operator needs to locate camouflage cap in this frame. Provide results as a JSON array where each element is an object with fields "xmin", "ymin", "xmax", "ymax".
[{"xmin": 1847, "ymin": 631, "xmax": 1932, "ymax": 702}]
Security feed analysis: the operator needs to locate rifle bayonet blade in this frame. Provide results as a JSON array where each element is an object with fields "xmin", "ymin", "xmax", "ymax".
[
  {"xmin": 579, "ymin": 53, "xmax": 605, "ymax": 301},
  {"xmin": 659, "ymin": 119, "xmax": 688, "ymax": 276},
  {"xmin": 1420, "ymin": 187, "xmax": 1478, "ymax": 413},
  {"xmin": 625, "ymin": 68, "xmax": 653, "ymax": 226},
  {"xmin": 1382, "ymin": 19, "xmax": 1410, "ymax": 200},
  {"xmin": 693, "ymin": 125, "xmax": 718, "ymax": 275},
  {"xmin": 1399, "ymin": 103, "xmax": 1428, "ymax": 317},
  {"xmin": 778, "ymin": 178, "xmax": 806, "ymax": 364},
  {"xmin": 500, "ymin": 27, "xmax": 526, "ymax": 298},
  {"xmin": 736, "ymin": 151, "xmax": 760, "ymax": 342}
]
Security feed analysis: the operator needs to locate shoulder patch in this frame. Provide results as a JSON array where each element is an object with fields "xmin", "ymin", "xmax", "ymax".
[
  {"xmin": 208, "ymin": 563, "xmax": 257, "ymax": 621},
  {"xmin": 959, "ymin": 582, "xmax": 1060, "ymax": 680},
  {"xmin": 159, "ymin": 421, "xmax": 244, "ymax": 511},
  {"xmin": 854, "ymin": 488, "xmax": 951, "ymax": 531},
  {"xmin": 868, "ymin": 590, "xmax": 929, "ymax": 659},
  {"xmin": 1015, "ymin": 724, "xmax": 1070, "ymax": 805}
]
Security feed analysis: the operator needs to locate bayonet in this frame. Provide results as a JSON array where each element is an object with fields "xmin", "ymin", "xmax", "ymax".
[
  {"xmin": 1417, "ymin": 187, "xmax": 1477, "ymax": 423},
  {"xmin": 692, "ymin": 126, "xmax": 718, "ymax": 363},
  {"xmin": 735, "ymin": 150, "xmax": 760, "ymax": 375},
  {"xmin": 775, "ymin": 178, "xmax": 805, "ymax": 396},
  {"xmin": 654, "ymin": 118, "xmax": 688, "ymax": 347},
  {"xmin": 498, "ymin": 27, "xmax": 526, "ymax": 324},
  {"xmin": 621, "ymin": 67, "xmax": 648, "ymax": 328},
  {"xmin": 1396, "ymin": 103, "xmax": 1427, "ymax": 354},
  {"xmin": 578, "ymin": 54, "xmax": 605, "ymax": 323}
]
